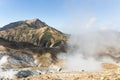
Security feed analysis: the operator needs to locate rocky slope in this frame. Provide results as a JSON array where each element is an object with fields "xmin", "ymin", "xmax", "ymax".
[
  {"xmin": 0, "ymin": 18, "xmax": 67, "ymax": 48},
  {"xmin": 0, "ymin": 19, "xmax": 67, "ymax": 76}
]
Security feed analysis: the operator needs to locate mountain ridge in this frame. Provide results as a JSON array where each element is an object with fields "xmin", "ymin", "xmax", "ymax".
[
  {"xmin": 0, "ymin": 18, "xmax": 67, "ymax": 48},
  {"xmin": 0, "ymin": 18, "xmax": 47, "ymax": 30}
]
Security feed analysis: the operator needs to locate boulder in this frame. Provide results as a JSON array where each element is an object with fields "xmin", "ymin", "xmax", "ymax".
[{"xmin": 16, "ymin": 70, "xmax": 34, "ymax": 78}]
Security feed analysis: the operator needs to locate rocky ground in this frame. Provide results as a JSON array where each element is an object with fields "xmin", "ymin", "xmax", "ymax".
[
  {"xmin": 13, "ymin": 68, "xmax": 120, "ymax": 80},
  {"xmin": 1, "ymin": 63, "xmax": 117, "ymax": 80}
]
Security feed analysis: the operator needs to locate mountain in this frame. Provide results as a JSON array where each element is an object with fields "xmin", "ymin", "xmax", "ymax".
[
  {"xmin": 0, "ymin": 18, "xmax": 67, "ymax": 48},
  {"xmin": 0, "ymin": 18, "xmax": 47, "ymax": 30},
  {"xmin": 0, "ymin": 18, "xmax": 67, "ymax": 69}
]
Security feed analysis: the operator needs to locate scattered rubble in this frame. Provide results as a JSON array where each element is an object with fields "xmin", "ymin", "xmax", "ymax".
[{"xmin": 17, "ymin": 68, "xmax": 120, "ymax": 80}]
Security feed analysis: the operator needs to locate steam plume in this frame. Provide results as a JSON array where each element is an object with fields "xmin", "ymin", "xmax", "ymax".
[{"xmin": 58, "ymin": 18, "xmax": 120, "ymax": 71}]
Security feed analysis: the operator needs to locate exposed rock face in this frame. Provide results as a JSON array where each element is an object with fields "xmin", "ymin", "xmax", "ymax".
[{"xmin": 0, "ymin": 54, "xmax": 34, "ymax": 68}]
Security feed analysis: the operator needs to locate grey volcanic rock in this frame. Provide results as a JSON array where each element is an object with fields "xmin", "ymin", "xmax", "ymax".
[
  {"xmin": 0, "ymin": 67, "xmax": 62, "ymax": 79},
  {"xmin": 0, "ymin": 68, "xmax": 36, "ymax": 79},
  {"xmin": 0, "ymin": 54, "xmax": 34, "ymax": 68},
  {"xmin": 16, "ymin": 70, "xmax": 34, "ymax": 78}
]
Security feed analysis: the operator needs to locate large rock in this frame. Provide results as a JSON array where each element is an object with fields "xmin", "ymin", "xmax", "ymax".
[{"xmin": 16, "ymin": 70, "xmax": 34, "ymax": 78}]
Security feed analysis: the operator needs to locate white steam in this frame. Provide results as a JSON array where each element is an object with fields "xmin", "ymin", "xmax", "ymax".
[
  {"xmin": 56, "ymin": 0, "xmax": 120, "ymax": 72},
  {"xmin": 58, "ymin": 18, "xmax": 120, "ymax": 71}
]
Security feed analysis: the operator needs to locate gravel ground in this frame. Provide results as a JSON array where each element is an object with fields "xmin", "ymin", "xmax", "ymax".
[
  {"xmin": 12, "ymin": 68, "xmax": 120, "ymax": 80},
  {"xmin": 2, "ymin": 63, "xmax": 120, "ymax": 80}
]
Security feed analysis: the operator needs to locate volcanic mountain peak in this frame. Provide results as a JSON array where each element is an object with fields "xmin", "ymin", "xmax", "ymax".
[
  {"xmin": 0, "ymin": 18, "xmax": 47, "ymax": 30},
  {"xmin": 25, "ymin": 18, "xmax": 41, "ymax": 24},
  {"xmin": 0, "ymin": 18, "xmax": 67, "ymax": 48},
  {"xmin": 25, "ymin": 18, "xmax": 47, "ymax": 28}
]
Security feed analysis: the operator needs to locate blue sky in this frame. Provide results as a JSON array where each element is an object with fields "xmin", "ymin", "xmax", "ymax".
[{"xmin": 0, "ymin": 0, "xmax": 120, "ymax": 33}]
